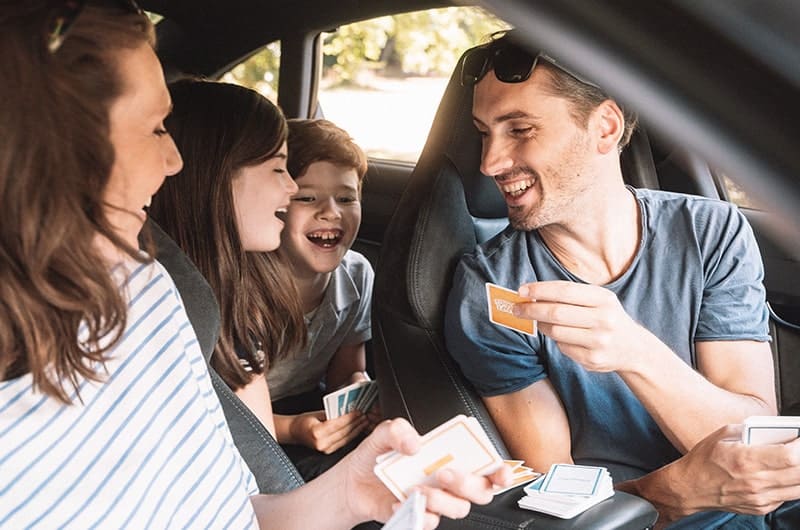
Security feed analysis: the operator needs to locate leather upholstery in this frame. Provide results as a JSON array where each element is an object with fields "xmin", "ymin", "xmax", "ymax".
[{"xmin": 147, "ymin": 219, "xmax": 305, "ymax": 494}]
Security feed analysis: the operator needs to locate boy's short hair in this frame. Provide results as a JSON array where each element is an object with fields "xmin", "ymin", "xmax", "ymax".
[{"xmin": 286, "ymin": 119, "xmax": 368, "ymax": 187}]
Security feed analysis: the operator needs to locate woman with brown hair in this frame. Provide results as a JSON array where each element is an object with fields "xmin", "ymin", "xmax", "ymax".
[
  {"xmin": 150, "ymin": 79, "xmax": 370, "ymax": 455},
  {"xmin": 0, "ymin": 2, "xmax": 506, "ymax": 527}
]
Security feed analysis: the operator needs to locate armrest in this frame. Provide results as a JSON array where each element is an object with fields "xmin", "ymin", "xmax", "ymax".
[{"xmin": 439, "ymin": 489, "xmax": 657, "ymax": 530}]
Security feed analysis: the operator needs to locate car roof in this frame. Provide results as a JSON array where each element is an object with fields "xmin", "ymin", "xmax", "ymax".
[{"xmin": 140, "ymin": 0, "xmax": 800, "ymax": 241}]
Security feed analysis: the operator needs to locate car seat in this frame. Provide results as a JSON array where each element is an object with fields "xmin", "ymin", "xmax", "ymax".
[
  {"xmin": 147, "ymin": 219, "xmax": 305, "ymax": 494},
  {"xmin": 371, "ymin": 47, "xmax": 658, "ymax": 529}
]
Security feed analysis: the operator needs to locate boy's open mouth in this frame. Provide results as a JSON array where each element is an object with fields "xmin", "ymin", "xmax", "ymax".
[{"xmin": 306, "ymin": 229, "xmax": 344, "ymax": 248}]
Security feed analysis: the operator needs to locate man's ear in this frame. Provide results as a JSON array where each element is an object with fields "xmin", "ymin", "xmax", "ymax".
[{"xmin": 593, "ymin": 99, "xmax": 625, "ymax": 155}]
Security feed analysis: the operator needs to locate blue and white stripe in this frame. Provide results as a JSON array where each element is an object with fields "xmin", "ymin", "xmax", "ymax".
[{"xmin": 0, "ymin": 260, "xmax": 258, "ymax": 529}]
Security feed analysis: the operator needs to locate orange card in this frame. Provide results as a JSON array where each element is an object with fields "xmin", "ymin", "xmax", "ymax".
[{"xmin": 485, "ymin": 282, "xmax": 537, "ymax": 336}]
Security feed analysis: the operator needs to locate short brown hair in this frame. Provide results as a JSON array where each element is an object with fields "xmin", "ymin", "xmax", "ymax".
[
  {"xmin": 485, "ymin": 31, "xmax": 638, "ymax": 150},
  {"xmin": 287, "ymin": 119, "xmax": 368, "ymax": 188},
  {"xmin": 0, "ymin": 3, "xmax": 154, "ymax": 402}
]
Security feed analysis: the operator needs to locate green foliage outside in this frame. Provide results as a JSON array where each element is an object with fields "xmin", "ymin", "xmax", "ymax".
[{"xmin": 224, "ymin": 6, "xmax": 508, "ymax": 96}]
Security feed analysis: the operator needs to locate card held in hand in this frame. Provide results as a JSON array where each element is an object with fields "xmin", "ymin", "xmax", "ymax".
[
  {"xmin": 485, "ymin": 282, "xmax": 536, "ymax": 335},
  {"xmin": 381, "ymin": 490, "xmax": 426, "ymax": 530},
  {"xmin": 374, "ymin": 415, "xmax": 504, "ymax": 501}
]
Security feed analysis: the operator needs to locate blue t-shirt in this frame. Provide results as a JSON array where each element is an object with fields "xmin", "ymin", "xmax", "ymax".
[{"xmin": 445, "ymin": 188, "xmax": 769, "ymax": 482}]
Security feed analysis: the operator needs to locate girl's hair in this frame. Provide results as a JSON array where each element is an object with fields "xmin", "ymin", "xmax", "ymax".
[
  {"xmin": 149, "ymin": 79, "xmax": 306, "ymax": 390},
  {"xmin": 287, "ymin": 119, "xmax": 368, "ymax": 189},
  {"xmin": 0, "ymin": 3, "xmax": 154, "ymax": 401}
]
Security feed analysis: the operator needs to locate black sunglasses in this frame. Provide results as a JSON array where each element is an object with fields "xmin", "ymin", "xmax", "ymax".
[
  {"xmin": 47, "ymin": 0, "xmax": 144, "ymax": 54},
  {"xmin": 460, "ymin": 41, "xmax": 599, "ymax": 89}
]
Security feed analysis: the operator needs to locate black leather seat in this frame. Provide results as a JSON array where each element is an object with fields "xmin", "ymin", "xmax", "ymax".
[
  {"xmin": 372, "ymin": 48, "xmax": 658, "ymax": 529},
  {"xmin": 147, "ymin": 219, "xmax": 305, "ymax": 494}
]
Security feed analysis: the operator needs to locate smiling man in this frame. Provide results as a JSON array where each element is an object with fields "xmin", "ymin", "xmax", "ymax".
[{"xmin": 444, "ymin": 31, "xmax": 779, "ymax": 528}]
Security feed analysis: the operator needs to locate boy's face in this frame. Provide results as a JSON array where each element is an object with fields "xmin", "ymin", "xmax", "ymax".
[{"xmin": 280, "ymin": 161, "xmax": 362, "ymax": 277}]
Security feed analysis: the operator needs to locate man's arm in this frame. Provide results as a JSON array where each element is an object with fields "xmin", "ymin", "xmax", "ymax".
[
  {"xmin": 617, "ymin": 424, "xmax": 800, "ymax": 527},
  {"xmin": 483, "ymin": 378, "xmax": 573, "ymax": 472},
  {"xmin": 250, "ymin": 418, "xmax": 512, "ymax": 530},
  {"xmin": 624, "ymin": 337, "xmax": 775, "ymax": 452},
  {"xmin": 515, "ymin": 281, "xmax": 776, "ymax": 453}
]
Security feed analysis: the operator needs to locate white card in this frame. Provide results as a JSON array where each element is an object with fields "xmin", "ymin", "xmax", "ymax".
[
  {"xmin": 374, "ymin": 415, "xmax": 503, "ymax": 500},
  {"xmin": 540, "ymin": 464, "xmax": 606, "ymax": 497},
  {"xmin": 743, "ymin": 416, "xmax": 800, "ymax": 445},
  {"xmin": 382, "ymin": 490, "xmax": 426, "ymax": 530}
]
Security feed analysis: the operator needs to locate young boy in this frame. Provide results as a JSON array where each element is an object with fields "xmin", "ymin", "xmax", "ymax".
[{"xmin": 271, "ymin": 118, "xmax": 375, "ymax": 479}]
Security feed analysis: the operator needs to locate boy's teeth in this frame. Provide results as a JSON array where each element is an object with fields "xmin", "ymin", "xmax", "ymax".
[{"xmin": 276, "ymin": 207, "xmax": 287, "ymax": 213}]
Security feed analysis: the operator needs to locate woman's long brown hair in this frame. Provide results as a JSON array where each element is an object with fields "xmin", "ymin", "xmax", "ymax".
[
  {"xmin": 0, "ymin": 4, "xmax": 155, "ymax": 402},
  {"xmin": 149, "ymin": 80, "xmax": 306, "ymax": 390}
]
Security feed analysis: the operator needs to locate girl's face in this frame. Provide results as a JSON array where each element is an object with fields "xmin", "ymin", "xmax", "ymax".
[
  {"xmin": 231, "ymin": 143, "xmax": 298, "ymax": 252},
  {"xmin": 105, "ymin": 44, "xmax": 183, "ymax": 249}
]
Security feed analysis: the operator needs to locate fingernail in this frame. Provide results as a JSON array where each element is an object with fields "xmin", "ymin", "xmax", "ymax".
[{"xmin": 512, "ymin": 305, "xmax": 522, "ymax": 317}]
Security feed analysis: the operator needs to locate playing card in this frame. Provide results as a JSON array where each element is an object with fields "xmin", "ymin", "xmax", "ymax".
[
  {"xmin": 374, "ymin": 415, "xmax": 503, "ymax": 500},
  {"xmin": 540, "ymin": 464, "xmax": 607, "ymax": 497},
  {"xmin": 743, "ymin": 416, "xmax": 800, "ymax": 445},
  {"xmin": 485, "ymin": 282, "xmax": 536, "ymax": 335},
  {"xmin": 382, "ymin": 490, "xmax": 426, "ymax": 530},
  {"xmin": 324, "ymin": 380, "xmax": 372, "ymax": 420}
]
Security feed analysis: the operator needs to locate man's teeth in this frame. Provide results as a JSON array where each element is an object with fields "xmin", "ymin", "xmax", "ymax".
[{"xmin": 500, "ymin": 179, "xmax": 534, "ymax": 197}]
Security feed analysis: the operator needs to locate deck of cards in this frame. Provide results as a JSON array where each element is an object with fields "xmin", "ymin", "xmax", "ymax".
[
  {"xmin": 373, "ymin": 415, "xmax": 504, "ymax": 501},
  {"xmin": 742, "ymin": 415, "xmax": 800, "ymax": 445},
  {"xmin": 493, "ymin": 460, "xmax": 541, "ymax": 495},
  {"xmin": 323, "ymin": 379, "xmax": 378, "ymax": 420},
  {"xmin": 518, "ymin": 464, "xmax": 614, "ymax": 519},
  {"xmin": 486, "ymin": 282, "xmax": 536, "ymax": 336}
]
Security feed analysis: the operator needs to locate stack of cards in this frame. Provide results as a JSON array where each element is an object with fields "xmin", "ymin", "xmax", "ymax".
[
  {"xmin": 381, "ymin": 490, "xmax": 426, "ymax": 530},
  {"xmin": 518, "ymin": 464, "xmax": 614, "ymax": 519},
  {"xmin": 374, "ymin": 415, "xmax": 504, "ymax": 501},
  {"xmin": 742, "ymin": 415, "xmax": 800, "ymax": 445},
  {"xmin": 486, "ymin": 282, "xmax": 536, "ymax": 336},
  {"xmin": 323, "ymin": 380, "xmax": 378, "ymax": 420},
  {"xmin": 493, "ymin": 460, "xmax": 541, "ymax": 495}
]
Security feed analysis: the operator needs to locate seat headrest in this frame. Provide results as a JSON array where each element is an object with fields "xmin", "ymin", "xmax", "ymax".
[{"xmin": 433, "ymin": 49, "xmax": 508, "ymax": 221}]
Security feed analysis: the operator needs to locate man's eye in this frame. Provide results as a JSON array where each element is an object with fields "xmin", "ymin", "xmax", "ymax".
[{"xmin": 510, "ymin": 127, "xmax": 533, "ymax": 136}]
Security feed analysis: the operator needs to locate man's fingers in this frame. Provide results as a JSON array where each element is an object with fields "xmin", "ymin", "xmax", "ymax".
[
  {"xmin": 513, "ymin": 301, "xmax": 595, "ymax": 328},
  {"xmin": 518, "ymin": 280, "xmax": 610, "ymax": 306}
]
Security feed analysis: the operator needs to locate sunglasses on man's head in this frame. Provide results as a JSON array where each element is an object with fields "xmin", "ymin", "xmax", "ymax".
[
  {"xmin": 460, "ymin": 41, "xmax": 599, "ymax": 89},
  {"xmin": 47, "ymin": 0, "xmax": 144, "ymax": 54}
]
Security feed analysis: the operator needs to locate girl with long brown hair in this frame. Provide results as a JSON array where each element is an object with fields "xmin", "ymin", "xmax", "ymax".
[{"xmin": 149, "ymin": 79, "xmax": 369, "ymax": 461}]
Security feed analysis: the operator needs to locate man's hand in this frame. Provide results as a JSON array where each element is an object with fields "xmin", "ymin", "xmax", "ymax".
[
  {"xmin": 618, "ymin": 424, "xmax": 800, "ymax": 527},
  {"xmin": 341, "ymin": 418, "xmax": 512, "ymax": 529},
  {"xmin": 514, "ymin": 280, "xmax": 648, "ymax": 373},
  {"xmin": 289, "ymin": 410, "xmax": 368, "ymax": 454}
]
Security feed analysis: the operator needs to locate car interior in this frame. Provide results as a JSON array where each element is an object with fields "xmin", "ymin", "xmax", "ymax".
[{"xmin": 140, "ymin": 0, "xmax": 800, "ymax": 528}]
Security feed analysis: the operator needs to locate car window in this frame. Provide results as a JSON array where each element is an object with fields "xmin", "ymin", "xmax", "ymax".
[
  {"xmin": 720, "ymin": 174, "xmax": 763, "ymax": 210},
  {"xmin": 318, "ymin": 7, "xmax": 508, "ymax": 163},
  {"xmin": 221, "ymin": 41, "xmax": 281, "ymax": 102}
]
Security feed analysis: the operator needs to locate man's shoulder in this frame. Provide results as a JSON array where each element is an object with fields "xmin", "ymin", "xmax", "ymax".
[
  {"xmin": 463, "ymin": 225, "xmax": 527, "ymax": 265},
  {"xmin": 636, "ymin": 188, "xmax": 741, "ymax": 230}
]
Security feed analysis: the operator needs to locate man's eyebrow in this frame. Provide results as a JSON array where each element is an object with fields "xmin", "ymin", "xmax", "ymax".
[{"xmin": 473, "ymin": 110, "xmax": 540, "ymax": 128}]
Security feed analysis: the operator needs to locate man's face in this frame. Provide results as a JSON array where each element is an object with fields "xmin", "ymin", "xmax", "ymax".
[{"xmin": 472, "ymin": 68, "xmax": 599, "ymax": 231}]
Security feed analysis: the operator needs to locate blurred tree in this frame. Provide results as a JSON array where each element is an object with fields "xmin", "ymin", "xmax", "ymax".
[
  {"xmin": 323, "ymin": 7, "xmax": 508, "ymax": 86},
  {"xmin": 223, "ymin": 7, "xmax": 507, "ymax": 92}
]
